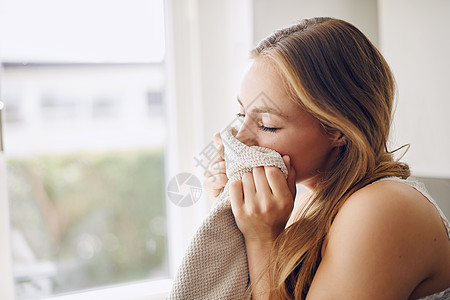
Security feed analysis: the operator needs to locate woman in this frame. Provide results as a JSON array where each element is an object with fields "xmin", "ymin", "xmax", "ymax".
[{"xmin": 204, "ymin": 17, "xmax": 450, "ymax": 299}]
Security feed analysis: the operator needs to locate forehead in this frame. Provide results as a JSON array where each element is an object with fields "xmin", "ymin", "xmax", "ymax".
[{"xmin": 238, "ymin": 59, "xmax": 299, "ymax": 116}]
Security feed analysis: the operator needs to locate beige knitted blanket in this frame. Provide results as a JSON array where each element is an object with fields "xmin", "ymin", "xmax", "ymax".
[{"xmin": 168, "ymin": 127, "xmax": 288, "ymax": 299}]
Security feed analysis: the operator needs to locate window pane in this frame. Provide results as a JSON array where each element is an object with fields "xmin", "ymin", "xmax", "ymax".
[
  {"xmin": 0, "ymin": 0, "xmax": 165, "ymax": 63},
  {"xmin": 0, "ymin": 1, "xmax": 168, "ymax": 298},
  {"xmin": 3, "ymin": 62, "xmax": 169, "ymax": 299}
]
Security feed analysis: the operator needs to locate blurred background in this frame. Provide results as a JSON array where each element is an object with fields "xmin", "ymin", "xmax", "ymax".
[{"xmin": 0, "ymin": 0, "xmax": 448, "ymax": 299}]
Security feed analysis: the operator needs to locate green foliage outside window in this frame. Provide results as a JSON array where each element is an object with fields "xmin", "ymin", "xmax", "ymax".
[{"xmin": 7, "ymin": 149, "xmax": 168, "ymax": 294}]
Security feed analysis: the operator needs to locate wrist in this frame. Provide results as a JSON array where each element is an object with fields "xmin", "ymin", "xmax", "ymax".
[{"xmin": 244, "ymin": 237, "xmax": 275, "ymax": 249}]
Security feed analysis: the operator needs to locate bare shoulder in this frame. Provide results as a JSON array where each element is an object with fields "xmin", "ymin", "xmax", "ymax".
[
  {"xmin": 333, "ymin": 179, "xmax": 448, "ymax": 245},
  {"xmin": 330, "ymin": 179, "xmax": 450, "ymax": 276},
  {"xmin": 307, "ymin": 179, "xmax": 450, "ymax": 299},
  {"xmin": 334, "ymin": 179, "xmax": 439, "ymax": 230}
]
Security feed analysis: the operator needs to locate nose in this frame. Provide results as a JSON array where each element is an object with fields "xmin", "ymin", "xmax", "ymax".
[{"xmin": 235, "ymin": 122, "xmax": 257, "ymax": 147}]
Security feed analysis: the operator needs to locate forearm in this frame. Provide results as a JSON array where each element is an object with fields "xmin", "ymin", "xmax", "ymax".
[{"xmin": 245, "ymin": 239, "xmax": 273, "ymax": 300}]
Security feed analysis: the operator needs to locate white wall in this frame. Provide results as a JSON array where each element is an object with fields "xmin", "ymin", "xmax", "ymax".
[
  {"xmin": 253, "ymin": 0, "xmax": 379, "ymax": 47},
  {"xmin": 378, "ymin": 0, "xmax": 450, "ymax": 178}
]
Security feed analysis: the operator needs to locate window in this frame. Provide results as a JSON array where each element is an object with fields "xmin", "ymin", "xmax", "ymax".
[
  {"xmin": 147, "ymin": 92, "xmax": 164, "ymax": 115},
  {"xmin": 0, "ymin": 0, "xmax": 168, "ymax": 299},
  {"xmin": 40, "ymin": 92, "xmax": 78, "ymax": 121},
  {"xmin": 1, "ymin": 91, "xmax": 22, "ymax": 124},
  {"xmin": 1, "ymin": 1, "xmax": 255, "ymax": 299}
]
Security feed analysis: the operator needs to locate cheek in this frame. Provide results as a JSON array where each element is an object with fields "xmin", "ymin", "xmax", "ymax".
[
  {"xmin": 257, "ymin": 134, "xmax": 292, "ymax": 156},
  {"xmin": 258, "ymin": 134, "xmax": 302, "ymax": 171},
  {"xmin": 271, "ymin": 141, "xmax": 308, "ymax": 181},
  {"xmin": 265, "ymin": 131, "xmax": 333, "ymax": 177}
]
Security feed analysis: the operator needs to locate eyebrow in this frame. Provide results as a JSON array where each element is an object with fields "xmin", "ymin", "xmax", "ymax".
[{"xmin": 237, "ymin": 96, "xmax": 287, "ymax": 118}]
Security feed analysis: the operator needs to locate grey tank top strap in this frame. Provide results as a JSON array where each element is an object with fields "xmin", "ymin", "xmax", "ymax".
[
  {"xmin": 417, "ymin": 288, "xmax": 450, "ymax": 300},
  {"xmin": 376, "ymin": 177, "xmax": 450, "ymax": 300}
]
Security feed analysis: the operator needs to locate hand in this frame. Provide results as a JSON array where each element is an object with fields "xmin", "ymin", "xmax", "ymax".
[
  {"xmin": 203, "ymin": 131, "xmax": 228, "ymax": 199},
  {"xmin": 230, "ymin": 155, "xmax": 297, "ymax": 243}
]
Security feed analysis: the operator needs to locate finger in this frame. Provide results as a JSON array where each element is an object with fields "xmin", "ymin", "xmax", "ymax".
[
  {"xmin": 241, "ymin": 172, "xmax": 256, "ymax": 198},
  {"xmin": 203, "ymin": 177, "xmax": 223, "ymax": 198},
  {"xmin": 265, "ymin": 166, "xmax": 291, "ymax": 199},
  {"xmin": 282, "ymin": 155, "xmax": 297, "ymax": 199},
  {"xmin": 230, "ymin": 180, "xmax": 244, "ymax": 216},
  {"xmin": 205, "ymin": 161, "xmax": 226, "ymax": 177},
  {"xmin": 206, "ymin": 188, "xmax": 221, "ymax": 199},
  {"xmin": 209, "ymin": 143, "xmax": 224, "ymax": 165},
  {"xmin": 252, "ymin": 166, "xmax": 272, "ymax": 195},
  {"xmin": 213, "ymin": 132, "xmax": 223, "ymax": 147},
  {"xmin": 203, "ymin": 173, "xmax": 228, "ymax": 190}
]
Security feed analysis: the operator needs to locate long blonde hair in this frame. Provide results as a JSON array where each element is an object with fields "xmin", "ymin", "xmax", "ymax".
[{"xmin": 249, "ymin": 17, "xmax": 410, "ymax": 299}]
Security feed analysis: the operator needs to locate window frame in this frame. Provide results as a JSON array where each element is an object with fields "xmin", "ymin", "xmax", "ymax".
[
  {"xmin": 43, "ymin": 280, "xmax": 173, "ymax": 300},
  {"xmin": 0, "ymin": 105, "xmax": 15, "ymax": 300}
]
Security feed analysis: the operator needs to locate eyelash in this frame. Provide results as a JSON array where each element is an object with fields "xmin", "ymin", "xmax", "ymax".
[
  {"xmin": 259, "ymin": 126, "xmax": 278, "ymax": 132},
  {"xmin": 236, "ymin": 113, "xmax": 279, "ymax": 132}
]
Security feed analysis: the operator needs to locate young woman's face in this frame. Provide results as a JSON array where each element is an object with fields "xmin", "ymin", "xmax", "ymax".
[{"xmin": 236, "ymin": 59, "xmax": 341, "ymax": 188}]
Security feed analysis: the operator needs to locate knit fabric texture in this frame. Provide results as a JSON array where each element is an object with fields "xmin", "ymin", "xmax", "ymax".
[{"xmin": 167, "ymin": 126, "xmax": 288, "ymax": 299}]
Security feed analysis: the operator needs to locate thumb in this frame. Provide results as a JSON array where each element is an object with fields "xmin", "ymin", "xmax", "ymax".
[
  {"xmin": 282, "ymin": 155, "xmax": 297, "ymax": 199},
  {"xmin": 231, "ymin": 127, "xmax": 238, "ymax": 136}
]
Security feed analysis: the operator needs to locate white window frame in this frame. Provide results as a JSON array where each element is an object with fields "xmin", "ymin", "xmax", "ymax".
[
  {"xmin": 43, "ymin": 280, "xmax": 173, "ymax": 300},
  {"xmin": 0, "ymin": 113, "xmax": 15, "ymax": 300}
]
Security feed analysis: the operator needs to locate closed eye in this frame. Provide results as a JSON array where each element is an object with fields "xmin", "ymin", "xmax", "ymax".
[
  {"xmin": 237, "ymin": 112, "xmax": 280, "ymax": 132},
  {"xmin": 259, "ymin": 125, "xmax": 279, "ymax": 132}
]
